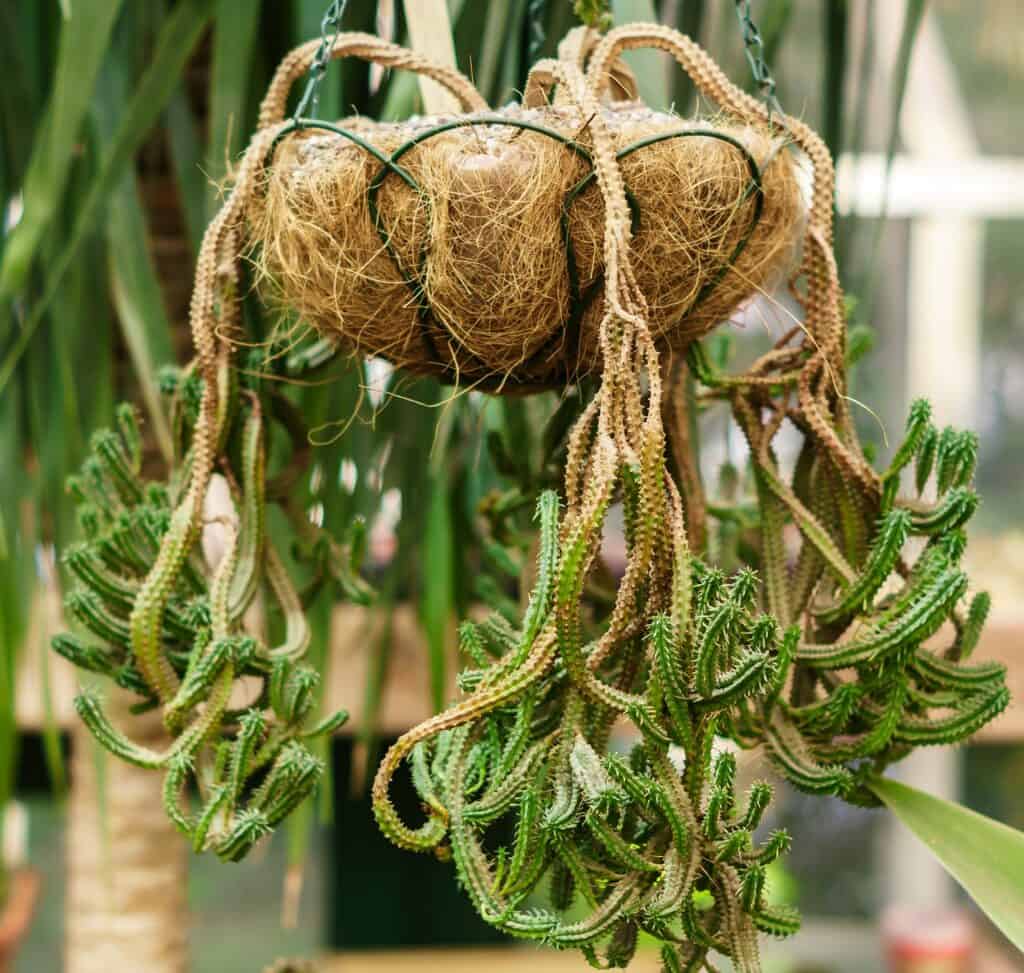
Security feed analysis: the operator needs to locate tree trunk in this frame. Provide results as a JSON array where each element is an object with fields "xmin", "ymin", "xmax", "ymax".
[
  {"xmin": 63, "ymin": 57, "xmax": 202, "ymax": 965},
  {"xmin": 65, "ymin": 691, "xmax": 188, "ymax": 973}
]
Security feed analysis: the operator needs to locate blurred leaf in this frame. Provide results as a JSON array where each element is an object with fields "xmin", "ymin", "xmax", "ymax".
[
  {"xmin": 871, "ymin": 776, "xmax": 1024, "ymax": 952},
  {"xmin": 402, "ymin": 0, "xmax": 460, "ymax": 113},
  {"xmin": 0, "ymin": 0, "xmax": 125, "ymax": 300},
  {"xmin": 862, "ymin": 0, "xmax": 927, "ymax": 309},
  {"xmin": 0, "ymin": 385, "xmax": 34, "ymax": 838},
  {"xmin": 165, "ymin": 89, "xmax": 206, "ymax": 256},
  {"xmin": 836, "ymin": 0, "xmax": 875, "ymax": 268},
  {"xmin": 672, "ymin": 0, "xmax": 705, "ymax": 112},
  {"xmin": 475, "ymin": 0, "xmax": 515, "ymax": 103},
  {"xmin": 355, "ymin": 602, "xmax": 395, "ymax": 791},
  {"xmin": 611, "ymin": 0, "xmax": 669, "ymax": 107},
  {"xmin": 822, "ymin": 1, "xmax": 849, "ymax": 159},
  {"xmin": 206, "ymin": 0, "xmax": 261, "ymax": 217},
  {"xmin": 494, "ymin": 0, "xmax": 529, "ymax": 103},
  {"xmin": 38, "ymin": 560, "xmax": 67, "ymax": 796},
  {"xmin": 885, "ymin": 0, "xmax": 928, "ymax": 173},
  {"xmin": 106, "ymin": 181, "xmax": 176, "ymax": 462},
  {"xmin": 0, "ymin": 0, "xmax": 215, "ymax": 397},
  {"xmin": 542, "ymin": 0, "xmax": 576, "ymax": 58},
  {"xmin": 0, "ymin": 388, "xmax": 34, "ymax": 696},
  {"xmin": 760, "ymin": 0, "xmax": 794, "ymax": 68},
  {"xmin": 26, "ymin": 260, "xmax": 110, "ymax": 555},
  {"xmin": 846, "ymin": 0, "xmax": 876, "ymax": 163},
  {"xmin": 422, "ymin": 469, "xmax": 455, "ymax": 713},
  {"xmin": 0, "ymin": 4, "xmax": 41, "ymax": 182}
]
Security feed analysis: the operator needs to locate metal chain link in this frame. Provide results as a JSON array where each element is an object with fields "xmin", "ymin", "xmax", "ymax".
[
  {"xmin": 733, "ymin": 0, "xmax": 784, "ymax": 120},
  {"xmin": 293, "ymin": 0, "xmax": 350, "ymax": 123}
]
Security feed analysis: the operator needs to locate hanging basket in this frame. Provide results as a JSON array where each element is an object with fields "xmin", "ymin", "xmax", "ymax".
[
  {"xmin": 246, "ymin": 31, "xmax": 803, "ymax": 390},
  {"xmin": 52, "ymin": 14, "xmax": 1008, "ymax": 968}
]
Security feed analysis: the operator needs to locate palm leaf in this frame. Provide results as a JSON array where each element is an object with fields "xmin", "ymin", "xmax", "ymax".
[
  {"xmin": 474, "ymin": 0, "xmax": 516, "ymax": 104},
  {"xmin": 0, "ymin": 3, "xmax": 41, "ymax": 184}
]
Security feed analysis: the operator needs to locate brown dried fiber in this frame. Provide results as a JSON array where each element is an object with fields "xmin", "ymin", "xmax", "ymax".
[{"xmin": 247, "ymin": 103, "xmax": 802, "ymax": 390}]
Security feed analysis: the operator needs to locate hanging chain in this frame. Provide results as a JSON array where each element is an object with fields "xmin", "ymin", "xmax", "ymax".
[
  {"xmin": 293, "ymin": 0, "xmax": 349, "ymax": 123},
  {"xmin": 733, "ymin": 0, "xmax": 783, "ymax": 120}
]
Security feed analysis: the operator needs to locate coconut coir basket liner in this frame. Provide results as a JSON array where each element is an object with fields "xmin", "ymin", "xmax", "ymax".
[{"xmin": 246, "ymin": 32, "xmax": 803, "ymax": 392}]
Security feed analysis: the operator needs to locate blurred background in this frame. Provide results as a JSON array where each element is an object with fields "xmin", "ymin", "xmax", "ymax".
[{"xmin": 2, "ymin": 0, "xmax": 1023, "ymax": 971}]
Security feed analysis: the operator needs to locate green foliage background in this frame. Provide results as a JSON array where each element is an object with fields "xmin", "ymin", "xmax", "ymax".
[{"xmin": 8, "ymin": 1, "xmax": 1024, "ymax": 963}]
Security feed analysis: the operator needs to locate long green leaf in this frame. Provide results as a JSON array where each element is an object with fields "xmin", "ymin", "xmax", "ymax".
[
  {"xmin": 672, "ymin": 0, "xmax": 705, "ymax": 112},
  {"xmin": 91, "ymin": 37, "xmax": 176, "ymax": 463},
  {"xmin": 0, "ymin": 0, "xmax": 126, "ymax": 300},
  {"xmin": 206, "ymin": 0, "xmax": 261, "ymax": 218},
  {"xmin": 871, "ymin": 776, "xmax": 1024, "ymax": 952},
  {"xmin": 0, "ymin": 3, "xmax": 40, "ymax": 182},
  {"xmin": 822, "ymin": 1, "xmax": 849, "ymax": 159},
  {"xmin": 422, "ymin": 469, "xmax": 455, "ymax": 713},
  {"xmin": 165, "ymin": 89, "xmax": 206, "ymax": 256},
  {"xmin": 107, "ymin": 182, "xmax": 175, "ymax": 462},
  {"xmin": 475, "ymin": 0, "xmax": 515, "ymax": 104},
  {"xmin": 38, "ymin": 556, "xmax": 67, "ymax": 796},
  {"xmin": 884, "ymin": 0, "xmax": 928, "ymax": 178},
  {"xmin": 0, "ymin": 385, "xmax": 33, "ymax": 825},
  {"xmin": 0, "ymin": 0, "xmax": 215, "ymax": 398},
  {"xmin": 861, "ymin": 0, "xmax": 927, "ymax": 307},
  {"xmin": 836, "ymin": 0, "xmax": 876, "ymax": 264},
  {"xmin": 356, "ymin": 601, "xmax": 396, "ymax": 791}
]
